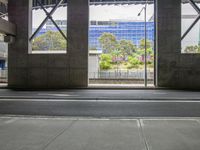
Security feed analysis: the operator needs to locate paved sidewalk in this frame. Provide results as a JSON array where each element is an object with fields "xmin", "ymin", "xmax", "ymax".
[{"xmin": 0, "ymin": 117, "xmax": 200, "ymax": 150}]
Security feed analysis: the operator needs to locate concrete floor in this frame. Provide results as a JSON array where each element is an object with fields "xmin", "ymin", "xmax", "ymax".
[{"xmin": 0, "ymin": 117, "xmax": 200, "ymax": 150}]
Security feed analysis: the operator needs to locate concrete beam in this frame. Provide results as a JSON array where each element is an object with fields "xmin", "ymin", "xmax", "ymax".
[{"xmin": 0, "ymin": 18, "xmax": 16, "ymax": 36}]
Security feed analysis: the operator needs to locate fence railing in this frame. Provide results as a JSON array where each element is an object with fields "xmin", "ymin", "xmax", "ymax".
[
  {"xmin": 89, "ymin": 69, "xmax": 154, "ymax": 79},
  {"xmin": 0, "ymin": 69, "xmax": 154, "ymax": 83}
]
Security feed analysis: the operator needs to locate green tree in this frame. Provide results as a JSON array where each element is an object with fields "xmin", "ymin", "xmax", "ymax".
[
  {"xmin": 118, "ymin": 40, "xmax": 136, "ymax": 59},
  {"xmin": 136, "ymin": 48, "xmax": 154, "ymax": 65},
  {"xmin": 139, "ymin": 39, "xmax": 152, "ymax": 49},
  {"xmin": 111, "ymin": 45, "xmax": 122, "ymax": 59},
  {"xmin": 99, "ymin": 33, "xmax": 117, "ymax": 54},
  {"xmin": 99, "ymin": 54, "xmax": 112, "ymax": 70},
  {"xmin": 127, "ymin": 56, "xmax": 140, "ymax": 69},
  {"xmin": 136, "ymin": 48, "xmax": 153, "ymax": 56},
  {"xmin": 184, "ymin": 45, "xmax": 200, "ymax": 53},
  {"xmin": 32, "ymin": 31, "xmax": 67, "ymax": 51}
]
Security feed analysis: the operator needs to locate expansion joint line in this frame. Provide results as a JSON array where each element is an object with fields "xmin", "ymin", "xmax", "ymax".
[
  {"xmin": 42, "ymin": 120, "xmax": 77, "ymax": 150},
  {"xmin": 138, "ymin": 119, "xmax": 150, "ymax": 150}
]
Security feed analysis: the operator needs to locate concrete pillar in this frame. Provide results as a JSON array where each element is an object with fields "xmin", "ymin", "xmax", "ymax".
[
  {"xmin": 8, "ymin": 0, "xmax": 89, "ymax": 89},
  {"xmin": 156, "ymin": 0, "xmax": 181, "ymax": 88},
  {"xmin": 8, "ymin": 0, "xmax": 31, "ymax": 88},
  {"xmin": 68, "ymin": 0, "xmax": 89, "ymax": 87}
]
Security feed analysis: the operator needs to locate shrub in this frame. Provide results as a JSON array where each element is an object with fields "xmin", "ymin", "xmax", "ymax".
[
  {"xmin": 127, "ymin": 56, "xmax": 140, "ymax": 69},
  {"xmin": 100, "ymin": 54, "xmax": 112, "ymax": 70}
]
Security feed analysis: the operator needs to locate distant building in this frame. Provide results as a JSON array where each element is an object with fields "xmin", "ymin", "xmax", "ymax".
[
  {"xmin": 89, "ymin": 20, "xmax": 154, "ymax": 50},
  {"xmin": 40, "ymin": 20, "xmax": 155, "ymax": 51},
  {"xmin": 88, "ymin": 51, "xmax": 101, "ymax": 78}
]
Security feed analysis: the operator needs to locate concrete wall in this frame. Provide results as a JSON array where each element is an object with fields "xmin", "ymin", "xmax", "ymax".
[
  {"xmin": 8, "ymin": 0, "xmax": 88, "ymax": 89},
  {"xmin": 88, "ymin": 54, "xmax": 99, "ymax": 79},
  {"xmin": 156, "ymin": 0, "xmax": 200, "ymax": 89}
]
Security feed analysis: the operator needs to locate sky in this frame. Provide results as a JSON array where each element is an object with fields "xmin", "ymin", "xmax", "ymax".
[
  {"xmin": 32, "ymin": 4, "xmax": 154, "ymax": 28},
  {"xmin": 181, "ymin": 3, "xmax": 200, "ymax": 49}
]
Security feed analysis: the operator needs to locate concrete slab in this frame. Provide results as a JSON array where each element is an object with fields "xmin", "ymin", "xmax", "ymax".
[
  {"xmin": 0, "ymin": 118, "xmax": 74, "ymax": 150},
  {"xmin": 142, "ymin": 119, "xmax": 200, "ymax": 150},
  {"xmin": 45, "ymin": 120, "xmax": 145, "ymax": 150},
  {"xmin": 0, "ymin": 117, "xmax": 200, "ymax": 150}
]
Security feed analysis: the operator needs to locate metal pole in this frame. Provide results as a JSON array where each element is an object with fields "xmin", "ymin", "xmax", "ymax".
[
  {"xmin": 138, "ymin": 2, "xmax": 148, "ymax": 87},
  {"xmin": 144, "ymin": 3, "xmax": 147, "ymax": 87}
]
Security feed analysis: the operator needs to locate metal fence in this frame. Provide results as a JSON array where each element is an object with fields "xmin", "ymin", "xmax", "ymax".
[
  {"xmin": 89, "ymin": 69, "xmax": 154, "ymax": 79},
  {"xmin": 0, "ymin": 69, "xmax": 154, "ymax": 83}
]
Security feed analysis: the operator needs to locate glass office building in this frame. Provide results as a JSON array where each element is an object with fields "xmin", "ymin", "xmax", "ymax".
[
  {"xmin": 37, "ymin": 20, "xmax": 155, "ymax": 51},
  {"xmin": 89, "ymin": 20, "xmax": 154, "ymax": 51}
]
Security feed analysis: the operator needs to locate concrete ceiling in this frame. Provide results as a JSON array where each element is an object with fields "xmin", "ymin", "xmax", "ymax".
[
  {"xmin": 0, "ymin": 0, "xmax": 200, "ymax": 13},
  {"xmin": 32, "ymin": 0, "xmax": 154, "ymax": 9}
]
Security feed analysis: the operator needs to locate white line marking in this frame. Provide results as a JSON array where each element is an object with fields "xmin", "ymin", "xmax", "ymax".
[
  {"xmin": 0, "ymin": 115, "xmax": 200, "ymax": 121},
  {"xmin": 4, "ymin": 118, "xmax": 18, "ymax": 124},
  {"xmin": 0, "ymin": 99, "xmax": 200, "ymax": 103},
  {"xmin": 140, "ymin": 119, "xmax": 145, "ymax": 127}
]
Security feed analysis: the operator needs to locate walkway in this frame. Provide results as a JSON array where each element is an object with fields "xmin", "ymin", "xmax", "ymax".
[{"xmin": 0, "ymin": 116, "xmax": 199, "ymax": 150}]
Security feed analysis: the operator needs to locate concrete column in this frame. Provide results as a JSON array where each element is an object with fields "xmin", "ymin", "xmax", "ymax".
[
  {"xmin": 8, "ymin": 0, "xmax": 89, "ymax": 89},
  {"xmin": 68, "ymin": 0, "xmax": 89, "ymax": 87},
  {"xmin": 156, "ymin": 0, "xmax": 181, "ymax": 88},
  {"xmin": 8, "ymin": 0, "xmax": 31, "ymax": 88}
]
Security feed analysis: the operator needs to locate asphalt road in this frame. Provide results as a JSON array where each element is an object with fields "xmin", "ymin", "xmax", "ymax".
[
  {"xmin": 0, "ymin": 89, "xmax": 200, "ymax": 100},
  {"xmin": 1, "ymin": 99, "xmax": 200, "ymax": 117}
]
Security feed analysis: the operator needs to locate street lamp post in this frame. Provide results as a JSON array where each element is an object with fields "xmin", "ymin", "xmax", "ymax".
[{"xmin": 138, "ymin": 2, "xmax": 147, "ymax": 87}]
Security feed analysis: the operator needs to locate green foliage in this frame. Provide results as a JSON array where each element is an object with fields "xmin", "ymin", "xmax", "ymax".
[
  {"xmin": 139, "ymin": 39, "xmax": 152, "ymax": 49},
  {"xmin": 98, "ymin": 34, "xmax": 155, "ymax": 69},
  {"xmin": 100, "ymin": 54, "xmax": 112, "ymax": 70},
  {"xmin": 111, "ymin": 47, "xmax": 122, "ymax": 58},
  {"xmin": 183, "ymin": 45, "xmax": 200, "ymax": 53},
  {"xmin": 136, "ymin": 48, "xmax": 153, "ymax": 56},
  {"xmin": 118, "ymin": 40, "xmax": 136, "ymax": 59},
  {"xmin": 127, "ymin": 56, "xmax": 140, "ymax": 69},
  {"xmin": 32, "ymin": 31, "xmax": 67, "ymax": 51},
  {"xmin": 135, "ymin": 47, "xmax": 154, "ymax": 64},
  {"xmin": 99, "ymin": 33, "xmax": 118, "ymax": 53}
]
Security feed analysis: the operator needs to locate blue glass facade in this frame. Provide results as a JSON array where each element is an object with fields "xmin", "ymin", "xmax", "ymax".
[
  {"xmin": 34, "ymin": 20, "xmax": 154, "ymax": 51},
  {"xmin": 89, "ymin": 21, "xmax": 154, "ymax": 51}
]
